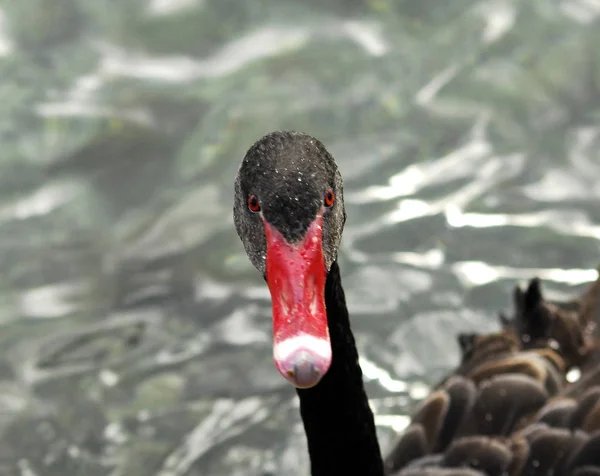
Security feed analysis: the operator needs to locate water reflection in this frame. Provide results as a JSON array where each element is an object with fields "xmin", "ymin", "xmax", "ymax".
[{"xmin": 0, "ymin": 0, "xmax": 598, "ymax": 474}]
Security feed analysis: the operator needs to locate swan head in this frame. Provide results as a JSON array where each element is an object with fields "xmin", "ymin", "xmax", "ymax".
[{"xmin": 233, "ymin": 131, "xmax": 346, "ymax": 388}]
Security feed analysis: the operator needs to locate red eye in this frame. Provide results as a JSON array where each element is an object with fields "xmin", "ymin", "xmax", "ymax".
[
  {"xmin": 324, "ymin": 189, "xmax": 335, "ymax": 207},
  {"xmin": 247, "ymin": 194, "xmax": 261, "ymax": 212}
]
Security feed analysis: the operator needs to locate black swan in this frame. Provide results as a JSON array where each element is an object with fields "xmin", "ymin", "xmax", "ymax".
[{"xmin": 233, "ymin": 130, "xmax": 600, "ymax": 476}]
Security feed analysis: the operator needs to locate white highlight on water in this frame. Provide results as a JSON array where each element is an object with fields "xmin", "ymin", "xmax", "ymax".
[{"xmin": 567, "ymin": 367, "xmax": 582, "ymax": 383}]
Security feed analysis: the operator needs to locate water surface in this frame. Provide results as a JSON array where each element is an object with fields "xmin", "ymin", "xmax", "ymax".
[{"xmin": 0, "ymin": 1, "xmax": 599, "ymax": 475}]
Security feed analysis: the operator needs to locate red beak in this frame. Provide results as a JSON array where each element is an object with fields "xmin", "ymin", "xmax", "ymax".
[{"xmin": 264, "ymin": 215, "xmax": 331, "ymax": 388}]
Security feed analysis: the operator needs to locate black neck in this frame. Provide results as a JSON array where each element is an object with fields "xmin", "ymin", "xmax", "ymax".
[{"xmin": 296, "ymin": 261, "xmax": 384, "ymax": 476}]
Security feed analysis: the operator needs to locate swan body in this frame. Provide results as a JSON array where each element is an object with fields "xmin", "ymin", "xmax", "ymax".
[
  {"xmin": 233, "ymin": 130, "xmax": 600, "ymax": 476},
  {"xmin": 385, "ymin": 275, "xmax": 600, "ymax": 476}
]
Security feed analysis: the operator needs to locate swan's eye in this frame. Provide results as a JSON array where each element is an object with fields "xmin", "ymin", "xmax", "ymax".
[
  {"xmin": 324, "ymin": 189, "xmax": 335, "ymax": 208},
  {"xmin": 248, "ymin": 194, "xmax": 261, "ymax": 213}
]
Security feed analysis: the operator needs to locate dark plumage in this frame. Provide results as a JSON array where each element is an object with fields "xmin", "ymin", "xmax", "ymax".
[
  {"xmin": 234, "ymin": 131, "xmax": 345, "ymax": 275},
  {"xmin": 385, "ymin": 273, "xmax": 600, "ymax": 476},
  {"xmin": 234, "ymin": 130, "xmax": 600, "ymax": 476}
]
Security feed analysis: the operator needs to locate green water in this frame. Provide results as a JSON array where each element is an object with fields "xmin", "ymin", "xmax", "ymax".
[{"xmin": 0, "ymin": 0, "xmax": 599, "ymax": 474}]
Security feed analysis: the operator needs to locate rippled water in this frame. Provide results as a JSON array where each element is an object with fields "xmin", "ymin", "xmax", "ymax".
[{"xmin": 1, "ymin": 0, "xmax": 600, "ymax": 474}]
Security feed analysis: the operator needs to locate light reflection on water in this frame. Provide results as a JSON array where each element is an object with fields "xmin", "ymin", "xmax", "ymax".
[{"xmin": 0, "ymin": 0, "xmax": 599, "ymax": 474}]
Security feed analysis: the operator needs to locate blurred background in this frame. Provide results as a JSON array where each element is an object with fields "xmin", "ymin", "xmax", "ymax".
[{"xmin": 0, "ymin": 0, "xmax": 599, "ymax": 474}]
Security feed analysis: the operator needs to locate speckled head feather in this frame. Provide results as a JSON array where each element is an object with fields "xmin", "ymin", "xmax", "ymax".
[{"xmin": 233, "ymin": 130, "xmax": 346, "ymax": 276}]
